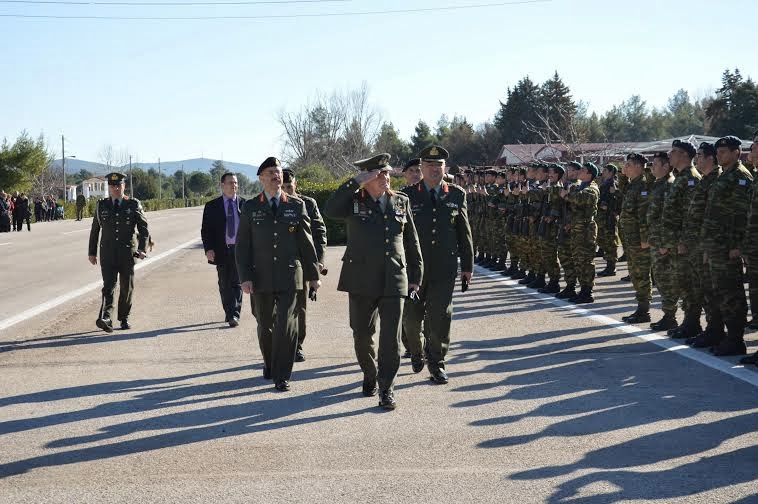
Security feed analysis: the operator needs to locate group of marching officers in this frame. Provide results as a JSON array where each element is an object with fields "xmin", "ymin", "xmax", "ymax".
[{"xmin": 461, "ymin": 132, "xmax": 758, "ymax": 366}]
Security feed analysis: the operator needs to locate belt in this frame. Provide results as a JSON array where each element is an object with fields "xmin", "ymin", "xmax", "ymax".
[{"xmin": 227, "ymin": 243, "xmax": 236, "ymax": 248}]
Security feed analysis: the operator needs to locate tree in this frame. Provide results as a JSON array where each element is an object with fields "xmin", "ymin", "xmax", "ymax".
[
  {"xmin": 374, "ymin": 122, "xmax": 412, "ymax": 164},
  {"xmin": 187, "ymin": 171, "xmax": 213, "ymax": 196},
  {"xmin": 666, "ymin": 89, "xmax": 706, "ymax": 136},
  {"xmin": 130, "ymin": 168, "xmax": 159, "ymax": 200},
  {"xmin": 236, "ymin": 172, "xmax": 259, "ymax": 195},
  {"xmin": 706, "ymin": 68, "xmax": 758, "ymax": 138},
  {"xmin": 0, "ymin": 131, "xmax": 53, "ymax": 194},
  {"xmin": 494, "ymin": 76, "xmax": 542, "ymax": 144},
  {"xmin": 209, "ymin": 160, "xmax": 226, "ymax": 184},
  {"xmin": 296, "ymin": 164, "xmax": 336, "ymax": 183},
  {"xmin": 538, "ymin": 71, "xmax": 577, "ymax": 137},
  {"xmin": 410, "ymin": 120, "xmax": 438, "ymax": 155}
]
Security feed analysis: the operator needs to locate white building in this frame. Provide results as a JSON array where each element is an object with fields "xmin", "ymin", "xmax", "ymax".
[{"xmin": 81, "ymin": 177, "xmax": 108, "ymax": 199}]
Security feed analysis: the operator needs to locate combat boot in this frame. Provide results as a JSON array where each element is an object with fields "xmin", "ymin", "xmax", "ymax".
[
  {"xmin": 555, "ymin": 284, "xmax": 576, "ymax": 299},
  {"xmin": 475, "ymin": 252, "xmax": 485, "ymax": 264},
  {"xmin": 511, "ymin": 269, "xmax": 526, "ymax": 280},
  {"xmin": 595, "ymin": 247, "xmax": 604, "ymax": 258},
  {"xmin": 617, "ymin": 253, "xmax": 627, "ymax": 262},
  {"xmin": 689, "ymin": 325, "xmax": 725, "ymax": 348},
  {"xmin": 485, "ymin": 256, "xmax": 498, "ymax": 269},
  {"xmin": 502, "ymin": 263, "xmax": 516, "ymax": 277},
  {"xmin": 671, "ymin": 315, "xmax": 702, "ymax": 340},
  {"xmin": 527, "ymin": 274, "xmax": 546, "ymax": 289},
  {"xmin": 710, "ymin": 323, "xmax": 747, "ymax": 356},
  {"xmin": 519, "ymin": 272, "xmax": 535, "ymax": 285},
  {"xmin": 622, "ymin": 302, "xmax": 651, "ymax": 323},
  {"xmin": 597, "ymin": 261, "xmax": 617, "ymax": 277},
  {"xmin": 493, "ymin": 258, "xmax": 506, "ymax": 271},
  {"xmin": 650, "ymin": 313, "xmax": 678, "ymax": 331},
  {"xmin": 620, "ymin": 275, "xmax": 631, "ymax": 282},
  {"xmin": 739, "ymin": 351, "xmax": 758, "ymax": 365},
  {"xmin": 539, "ymin": 279, "xmax": 560, "ymax": 294},
  {"xmin": 569, "ymin": 287, "xmax": 594, "ymax": 304}
]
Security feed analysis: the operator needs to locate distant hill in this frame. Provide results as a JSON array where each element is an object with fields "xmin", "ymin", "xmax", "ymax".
[{"xmin": 52, "ymin": 157, "xmax": 259, "ymax": 181}]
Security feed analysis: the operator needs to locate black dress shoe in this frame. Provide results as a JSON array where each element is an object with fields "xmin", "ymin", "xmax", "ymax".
[
  {"xmin": 378, "ymin": 390, "xmax": 396, "ymax": 410},
  {"xmin": 430, "ymin": 369, "xmax": 449, "ymax": 384},
  {"xmin": 274, "ymin": 380, "xmax": 291, "ymax": 392},
  {"xmin": 119, "ymin": 320, "xmax": 131, "ymax": 330},
  {"xmin": 295, "ymin": 350, "xmax": 305, "ymax": 362},
  {"xmin": 620, "ymin": 275, "xmax": 631, "ymax": 282},
  {"xmin": 362, "ymin": 378, "xmax": 378, "ymax": 397},
  {"xmin": 739, "ymin": 351, "xmax": 758, "ymax": 365},
  {"xmin": 411, "ymin": 354, "xmax": 425, "ymax": 374},
  {"xmin": 228, "ymin": 317, "xmax": 239, "ymax": 328},
  {"xmin": 262, "ymin": 366, "xmax": 272, "ymax": 380},
  {"xmin": 96, "ymin": 318, "xmax": 114, "ymax": 333}
]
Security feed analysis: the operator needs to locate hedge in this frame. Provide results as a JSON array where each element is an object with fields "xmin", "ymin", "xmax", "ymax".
[{"xmin": 60, "ymin": 196, "xmax": 215, "ymax": 221}]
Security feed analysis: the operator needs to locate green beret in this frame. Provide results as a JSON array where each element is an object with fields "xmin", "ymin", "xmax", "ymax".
[
  {"xmin": 548, "ymin": 163, "xmax": 565, "ymax": 175},
  {"xmin": 353, "ymin": 153, "xmax": 392, "ymax": 172},
  {"xmin": 257, "ymin": 157, "xmax": 281, "ymax": 175},
  {"xmin": 106, "ymin": 172, "xmax": 127, "ymax": 185},
  {"xmin": 583, "ymin": 162, "xmax": 599, "ymax": 177},
  {"xmin": 418, "ymin": 145, "xmax": 449, "ymax": 162},
  {"xmin": 715, "ymin": 136, "xmax": 742, "ymax": 150},
  {"xmin": 566, "ymin": 161, "xmax": 583, "ymax": 170},
  {"xmin": 403, "ymin": 158, "xmax": 420, "ymax": 172},
  {"xmin": 604, "ymin": 163, "xmax": 618, "ymax": 175},
  {"xmin": 672, "ymin": 139, "xmax": 696, "ymax": 157},
  {"xmin": 282, "ymin": 168, "xmax": 295, "ymax": 182}
]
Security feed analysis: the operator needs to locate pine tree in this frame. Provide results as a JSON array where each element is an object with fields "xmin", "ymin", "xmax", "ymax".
[
  {"xmin": 410, "ymin": 120, "xmax": 438, "ymax": 156},
  {"xmin": 494, "ymin": 76, "xmax": 542, "ymax": 144},
  {"xmin": 539, "ymin": 71, "xmax": 577, "ymax": 138}
]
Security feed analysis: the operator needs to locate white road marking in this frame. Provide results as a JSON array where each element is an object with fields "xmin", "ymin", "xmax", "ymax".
[
  {"xmin": 0, "ymin": 242, "xmax": 10, "ymax": 246},
  {"xmin": 0, "ymin": 238, "xmax": 201, "ymax": 333},
  {"xmin": 474, "ymin": 266, "xmax": 758, "ymax": 388}
]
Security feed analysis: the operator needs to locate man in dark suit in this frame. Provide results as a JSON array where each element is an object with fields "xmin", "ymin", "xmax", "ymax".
[
  {"xmin": 282, "ymin": 168, "xmax": 328, "ymax": 362},
  {"xmin": 324, "ymin": 153, "xmax": 423, "ymax": 410},
  {"xmin": 401, "ymin": 145, "xmax": 474, "ymax": 385},
  {"xmin": 236, "ymin": 157, "xmax": 321, "ymax": 392},
  {"xmin": 202, "ymin": 172, "xmax": 246, "ymax": 327}
]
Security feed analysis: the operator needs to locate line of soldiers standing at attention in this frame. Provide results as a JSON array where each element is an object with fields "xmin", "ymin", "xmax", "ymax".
[{"xmin": 459, "ymin": 132, "xmax": 758, "ymax": 366}]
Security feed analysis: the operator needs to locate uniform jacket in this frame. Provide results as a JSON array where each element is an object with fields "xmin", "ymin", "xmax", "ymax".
[
  {"xmin": 325, "ymin": 178, "xmax": 423, "ymax": 297},
  {"xmin": 402, "ymin": 181, "xmax": 474, "ymax": 277},
  {"xmin": 235, "ymin": 192, "xmax": 319, "ymax": 293},
  {"xmin": 682, "ymin": 169, "xmax": 720, "ymax": 249},
  {"xmin": 566, "ymin": 180, "xmax": 600, "ymax": 227},
  {"xmin": 619, "ymin": 174, "xmax": 651, "ymax": 246},
  {"xmin": 88, "ymin": 197, "xmax": 149, "ymax": 265},
  {"xmin": 703, "ymin": 161, "xmax": 753, "ymax": 254},
  {"xmin": 646, "ymin": 174, "xmax": 675, "ymax": 249},
  {"xmin": 299, "ymin": 194, "xmax": 327, "ymax": 264},
  {"xmin": 661, "ymin": 165, "xmax": 701, "ymax": 249},
  {"xmin": 201, "ymin": 195, "xmax": 246, "ymax": 266}
]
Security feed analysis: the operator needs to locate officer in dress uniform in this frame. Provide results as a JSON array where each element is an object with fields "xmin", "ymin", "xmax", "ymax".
[
  {"xmin": 324, "ymin": 153, "xmax": 423, "ymax": 410},
  {"xmin": 88, "ymin": 172, "xmax": 149, "ymax": 332}
]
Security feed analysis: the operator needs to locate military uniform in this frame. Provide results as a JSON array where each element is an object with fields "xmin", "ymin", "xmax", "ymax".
[
  {"xmin": 620, "ymin": 167, "xmax": 653, "ymax": 321},
  {"xmin": 596, "ymin": 173, "xmax": 620, "ymax": 275},
  {"xmin": 538, "ymin": 167, "xmax": 563, "ymax": 292},
  {"xmin": 324, "ymin": 153, "xmax": 423, "ymax": 409},
  {"xmin": 236, "ymin": 158, "xmax": 320, "ymax": 390},
  {"xmin": 401, "ymin": 146, "xmax": 473, "ymax": 383},
  {"xmin": 75, "ymin": 193, "xmax": 86, "ymax": 221},
  {"xmin": 702, "ymin": 137, "xmax": 753, "ymax": 355},
  {"xmin": 566, "ymin": 164, "xmax": 600, "ymax": 302},
  {"xmin": 88, "ymin": 172, "xmax": 149, "ymax": 332},
  {"xmin": 556, "ymin": 173, "xmax": 580, "ymax": 299},
  {"xmin": 647, "ymin": 168, "xmax": 677, "ymax": 327},
  {"xmin": 295, "ymin": 193, "xmax": 327, "ymax": 357}
]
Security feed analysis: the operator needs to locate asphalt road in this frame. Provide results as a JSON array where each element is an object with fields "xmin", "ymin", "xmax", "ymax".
[{"xmin": 0, "ymin": 212, "xmax": 756, "ymax": 503}]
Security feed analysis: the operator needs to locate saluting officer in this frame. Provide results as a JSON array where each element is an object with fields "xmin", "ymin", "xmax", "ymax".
[
  {"xmin": 401, "ymin": 145, "xmax": 474, "ymax": 385},
  {"xmin": 324, "ymin": 153, "xmax": 423, "ymax": 410},
  {"xmin": 236, "ymin": 157, "xmax": 321, "ymax": 392},
  {"xmin": 88, "ymin": 172, "xmax": 149, "ymax": 332},
  {"xmin": 281, "ymin": 168, "xmax": 328, "ymax": 363}
]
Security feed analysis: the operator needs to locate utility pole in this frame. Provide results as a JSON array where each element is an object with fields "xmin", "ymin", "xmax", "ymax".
[
  {"xmin": 158, "ymin": 157, "xmax": 162, "ymax": 199},
  {"xmin": 181, "ymin": 163, "xmax": 185, "ymax": 200},
  {"xmin": 129, "ymin": 155, "xmax": 133, "ymax": 197},
  {"xmin": 61, "ymin": 135, "xmax": 66, "ymax": 201}
]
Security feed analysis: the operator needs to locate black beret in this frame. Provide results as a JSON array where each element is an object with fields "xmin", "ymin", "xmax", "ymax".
[
  {"xmin": 257, "ymin": 157, "xmax": 281, "ymax": 175},
  {"xmin": 418, "ymin": 145, "xmax": 449, "ymax": 161},
  {"xmin": 566, "ymin": 160, "xmax": 583, "ymax": 170},
  {"xmin": 282, "ymin": 168, "xmax": 295, "ymax": 182},
  {"xmin": 626, "ymin": 153, "xmax": 646, "ymax": 165},
  {"xmin": 582, "ymin": 162, "xmax": 599, "ymax": 177},
  {"xmin": 106, "ymin": 172, "xmax": 127, "ymax": 185},
  {"xmin": 403, "ymin": 158, "xmax": 421, "ymax": 172},
  {"xmin": 353, "ymin": 153, "xmax": 392, "ymax": 172},
  {"xmin": 698, "ymin": 142, "xmax": 716, "ymax": 158},
  {"xmin": 672, "ymin": 139, "xmax": 696, "ymax": 157},
  {"xmin": 652, "ymin": 152, "xmax": 670, "ymax": 163},
  {"xmin": 715, "ymin": 136, "xmax": 742, "ymax": 150}
]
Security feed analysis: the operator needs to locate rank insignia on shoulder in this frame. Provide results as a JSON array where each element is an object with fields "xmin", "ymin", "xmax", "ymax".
[
  {"xmin": 739, "ymin": 179, "xmax": 748, "ymax": 186},
  {"xmin": 288, "ymin": 226, "xmax": 296, "ymax": 233}
]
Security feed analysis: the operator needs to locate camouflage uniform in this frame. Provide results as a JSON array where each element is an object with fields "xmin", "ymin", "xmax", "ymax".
[
  {"xmin": 648, "ymin": 173, "xmax": 677, "ymax": 317},
  {"xmin": 567, "ymin": 180, "xmax": 600, "ymax": 291},
  {"xmin": 701, "ymin": 160, "xmax": 753, "ymax": 351},
  {"xmin": 504, "ymin": 181, "xmax": 520, "ymax": 273},
  {"xmin": 525, "ymin": 180, "xmax": 543, "ymax": 278},
  {"xmin": 539, "ymin": 182, "xmax": 562, "ymax": 284},
  {"xmin": 557, "ymin": 179, "xmax": 579, "ymax": 294},
  {"xmin": 620, "ymin": 174, "xmax": 652, "ymax": 306},
  {"xmin": 596, "ymin": 177, "xmax": 621, "ymax": 266}
]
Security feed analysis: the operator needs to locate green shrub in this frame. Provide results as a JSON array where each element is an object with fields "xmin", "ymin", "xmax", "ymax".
[{"xmin": 60, "ymin": 196, "xmax": 215, "ymax": 220}]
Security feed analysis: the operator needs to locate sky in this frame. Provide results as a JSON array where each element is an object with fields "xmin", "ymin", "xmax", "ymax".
[{"xmin": 1, "ymin": 0, "xmax": 756, "ymax": 165}]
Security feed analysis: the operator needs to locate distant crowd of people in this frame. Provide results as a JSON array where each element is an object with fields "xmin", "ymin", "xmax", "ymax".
[{"xmin": 0, "ymin": 190, "xmax": 64, "ymax": 232}]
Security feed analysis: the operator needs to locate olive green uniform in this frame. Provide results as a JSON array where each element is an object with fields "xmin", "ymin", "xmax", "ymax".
[
  {"xmin": 401, "ymin": 181, "xmax": 474, "ymax": 373},
  {"xmin": 566, "ymin": 180, "xmax": 600, "ymax": 290},
  {"xmin": 236, "ymin": 192, "xmax": 320, "ymax": 383},
  {"xmin": 620, "ymin": 175, "xmax": 652, "ymax": 304},
  {"xmin": 88, "ymin": 197, "xmax": 149, "ymax": 324},
  {"xmin": 325, "ymin": 179, "xmax": 423, "ymax": 392},
  {"xmin": 648, "ymin": 173, "xmax": 677, "ymax": 316},
  {"xmin": 596, "ymin": 178, "xmax": 620, "ymax": 264},
  {"xmin": 296, "ymin": 194, "xmax": 328, "ymax": 353}
]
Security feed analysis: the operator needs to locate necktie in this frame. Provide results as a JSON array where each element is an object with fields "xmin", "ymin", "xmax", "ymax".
[
  {"xmin": 271, "ymin": 197, "xmax": 278, "ymax": 215},
  {"xmin": 113, "ymin": 199, "xmax": 120, "ymax": 212},
  {"xmin": 430, "ymin": 188, "xmax": 437, "ymax": 206},
  {"xmin": 226, "ymin": 199, "xmax": 234, "ymax": 238}
]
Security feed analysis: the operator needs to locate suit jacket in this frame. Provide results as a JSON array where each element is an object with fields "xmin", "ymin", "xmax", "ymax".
[
  {"xmin": 201, "ymin": 195, "xmax": 245, "ymax": 266},
  {"xmin": 402, "ymin": 181, "xmax": 474, "ymax": 278},
  {"xmin": 235, "ymin": 192, "xmax": 320, "ymax": 293},
  {"xmin": 324, "ymin": 178, "xmax": 423, "ymax": 298},
  {"xmin": 89, "ymin": 197, "xmax": 149, "ymax": 266}
]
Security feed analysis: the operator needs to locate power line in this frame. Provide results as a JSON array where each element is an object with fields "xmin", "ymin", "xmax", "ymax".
[
  {"xmin": 0, "ymin": 0, "xmax": 550, "ymax": 19},
  {"xmin": 0, "ymin": 0, "xmax": 351, "ymax": 5}
]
